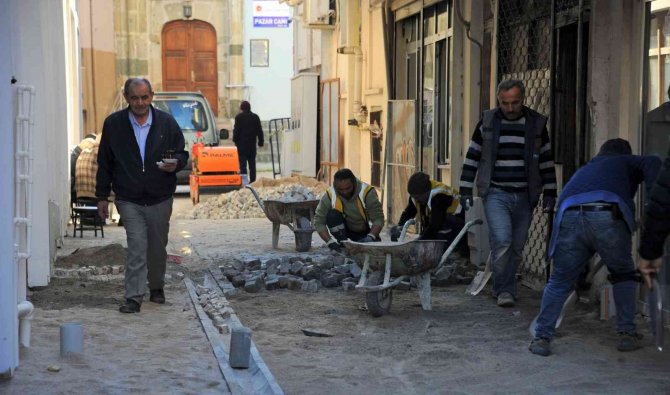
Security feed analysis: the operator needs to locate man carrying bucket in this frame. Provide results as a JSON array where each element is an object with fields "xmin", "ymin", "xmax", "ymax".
[{"xmin": 313, "ymin": 168, "xmax": 384, "ymax": 252}]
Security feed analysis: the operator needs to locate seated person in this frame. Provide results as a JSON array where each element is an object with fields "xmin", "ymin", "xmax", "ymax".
[
  {"xmin": 391, "ymin": 171, "xmax": 466, "ymax": 251},
  {"xmin": 313, "ymin": 168, "xmax": 385, "ymax": 251}
]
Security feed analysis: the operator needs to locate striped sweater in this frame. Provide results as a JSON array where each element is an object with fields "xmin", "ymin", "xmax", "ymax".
[{"xmin": 460, "ymin": 113, "xmax": 557, "ymax": 197}]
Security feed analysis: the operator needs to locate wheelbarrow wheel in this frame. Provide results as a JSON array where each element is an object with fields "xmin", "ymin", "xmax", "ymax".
[{"xmin": 365, "ymin": 271, "xmax": 392, "ymax": 317}]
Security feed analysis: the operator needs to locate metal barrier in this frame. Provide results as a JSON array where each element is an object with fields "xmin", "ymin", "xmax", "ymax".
[{"xmin": 267, "ymin": 118, "xmax": 290, "ymax": 179}]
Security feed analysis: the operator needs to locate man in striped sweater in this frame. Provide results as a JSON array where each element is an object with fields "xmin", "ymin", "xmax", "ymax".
[{"xmin": 459, "ymin": 79, "xmax": 557, "ymax": 307}]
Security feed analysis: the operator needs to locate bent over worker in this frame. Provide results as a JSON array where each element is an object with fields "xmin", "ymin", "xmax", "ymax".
[
  {"xmin": 313, "ymin": 168, "xmax": 384, "ymax": 251},
  {"xmin": 390, "ymin": 172, "xmax": 465, "ymax": 251},
  {"xmin": 529, "ymin": 139, "xmax": 661, "ymax": 356}
]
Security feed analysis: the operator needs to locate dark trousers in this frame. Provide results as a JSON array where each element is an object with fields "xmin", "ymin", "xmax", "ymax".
[
  {"xmin": 326, "ymin": 209, "xmax": 371, "ymax": 241},
  {"xmin": 238, "ymin": 152, "xmax": 257, "ymax": 182}
]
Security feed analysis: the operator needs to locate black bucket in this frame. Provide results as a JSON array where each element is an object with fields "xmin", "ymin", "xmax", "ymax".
[{"xmin": 294, "ymin": 229, "xmax": 313, "ymax": 252}]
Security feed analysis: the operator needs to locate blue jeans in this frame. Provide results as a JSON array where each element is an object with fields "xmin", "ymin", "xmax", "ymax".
[
  {"xmin": 483, "ymin": 189, "xmax": 533, "ymax": 297},
  {"xmin": 535, "ymin": 210, "xmax": 637, "ymax": 340}
]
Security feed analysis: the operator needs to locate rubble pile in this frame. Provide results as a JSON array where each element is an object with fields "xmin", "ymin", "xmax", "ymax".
[{"xmin": 179, "ymin": 176, "xmax": 328, "ymax": 220}]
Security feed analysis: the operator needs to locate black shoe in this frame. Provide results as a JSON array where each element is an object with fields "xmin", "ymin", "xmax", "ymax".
[
  {"xmin": 119, "ymin": 299, "xmax": 141, "ymax": 313},
  {"xmin": 529, "ymin": 337, "xmax": 551, "ymax": 356},
  {"xmin": 617, "ymin": 332, "xmax": 643, "ymax": 352},
  {"xmin": 150, "ymin": 289, "xmax": 165, "ymax": 304}
]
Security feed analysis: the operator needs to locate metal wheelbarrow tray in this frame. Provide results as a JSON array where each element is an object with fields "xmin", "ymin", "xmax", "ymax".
[
  {"xmin": 343, "ymin": 219, "xmax": 482, "ymax": 317},
  {"xmin": 246, "ymin": 185, "xmax": 320, "ymax": 251}
]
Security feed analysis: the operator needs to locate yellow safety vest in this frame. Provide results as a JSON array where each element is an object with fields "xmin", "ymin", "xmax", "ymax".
[
  {"xmin": 412, "ymin": 180, "xmax": 462, "ymax": 216},
  {"xmin": 326, "ymin": 180, "xmax": 375, "ymax": 222}
]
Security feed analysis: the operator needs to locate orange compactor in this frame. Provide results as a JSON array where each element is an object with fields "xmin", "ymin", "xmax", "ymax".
[{"xmin": 189, "ymin": 141, "xmax": 243, "ymax": 204}]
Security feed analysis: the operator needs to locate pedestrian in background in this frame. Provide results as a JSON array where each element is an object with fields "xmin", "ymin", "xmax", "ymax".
[
  {"xmin": 529, "ymin": 139, "xmax": 661, "ymax": 356},
  {"xmin": 96, "ymin": 77, "xmax": 188, "ymax": 313},
  {"xmin": 233, "ymin": 100, "xmax": 264, "ymax": 183},
  {"xmin": 459, "ymin": 79, "xmax": 557, "ymax": 308}
]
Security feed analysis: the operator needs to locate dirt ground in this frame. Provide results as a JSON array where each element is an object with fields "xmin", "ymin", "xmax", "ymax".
[{"xmin": 2, "ymin": 192, "xmax": 670, "ymax": 394}]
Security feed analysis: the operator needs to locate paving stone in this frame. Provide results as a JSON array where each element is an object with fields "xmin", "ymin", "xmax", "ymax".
[
  {"xmin": 278, "ymin": 261, "xmax": 291, "ymax": 274},
  {"xmin": 244, "ymin": 276, "xmax": 264, "ymax": 293},
  {"xmin": 332, "ymin": 255, "xmax": 346, "ymax": 266},
  {"xmin": 303, "ymin": 257, "xmax": 313, "ymax": 263},
  {"xmin": 231, "ymin": 274, "xmax": 246, "ymax": 288},
  {"xmin": 289, "ymin": 261, "xmax": 305, "ymax": 275},
  {"xmin": 289, "ymin": 256, "xmax": 303, "ymax": 263},
  {"xmin": 232, "ymin": 260, "xmax": 246, "ymax": 271},
  {"xmin": 277, "ymin": 276, "xmax": 290, "ymax": 289},
  {"xmin": 300, "ymin": 265, "xmax": 321, "ymax": 281},
  {"xmin": 342, "ymin": 282, "xmax": 356, "ymax": 291},
  {"xmin": 229, "ymin": 326, "xmax": 252, "ymax": 369},
  {"xmin": 333, "ymin": 264, "xmax": 351, "ymax": 275},
  {"xmin": 350, "ymin": 263, "xmax": 362, "ymax": 278},
  {"xmin": 301, "ymin": 279, "xmax": 320, "ymax": 292},
  {"xmin": 244, "ymin": 258, "xmax": 262, "ymax": 271},
  {"xmin": 265, "ymin": 279, "xmax": 281, "ymax": 291},
  {"xmin": 320, "ymin": 272, "xmax": 348, "ymax": 288},
  {"xmin": 288, "ymin": 277, "xmax": 304, "ymax": 290},
  {"xmin": 222, "ymin": 267, "xmax": 241, "ymax": 281},
  {"xmin": 317, "ymin": 259, "xmax": 334, "ymax": 270}
]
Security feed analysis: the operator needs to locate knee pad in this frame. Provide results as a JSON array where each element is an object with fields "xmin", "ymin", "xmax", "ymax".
[
  {"xmin": 608, "ymin": 271, "xmax": 641, "ymax": 284},
  {"xmin": 326, "ymin": 209, "xmax": 347, "ymax": 241}
]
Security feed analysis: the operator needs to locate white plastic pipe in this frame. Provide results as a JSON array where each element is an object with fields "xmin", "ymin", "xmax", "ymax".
[{"xmin": 17, "ymin": 301, "xmax": 33, "ymax": 348}]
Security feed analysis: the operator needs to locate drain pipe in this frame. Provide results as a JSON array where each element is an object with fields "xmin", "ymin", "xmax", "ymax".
[
  {"xmin": 17, "ymin": 301, "xmax": 33, "ymax": 348},
  {"xmin": 337, "ymin": 46, "xmax": 363, "ymax": 121}
]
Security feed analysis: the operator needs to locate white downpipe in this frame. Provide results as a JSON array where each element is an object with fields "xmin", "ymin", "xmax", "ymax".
[
  {"xmin": 17, "ymin": 301, "xmax": 33, "ymax": 348},
  {"xmin": 338, "ymin": 46, "xmax": 363, "ymax": 118}
]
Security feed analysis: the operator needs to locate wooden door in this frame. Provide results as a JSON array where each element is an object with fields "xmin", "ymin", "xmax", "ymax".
[{"xmin": 162, "ymin": 20, "xmax": 218, "ymax": 116}]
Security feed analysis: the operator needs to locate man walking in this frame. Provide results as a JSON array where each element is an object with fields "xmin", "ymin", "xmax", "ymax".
[
  {"xmin": 313, "ymin": 168, "xmax": 384, "ymax": 251},
  {"xmin": 459, "ymin": 79, "xmax": 557, "ymax": 307},
  {"xmin": 233, "ymin": 100, "xmax": 264, "ymax": 183},
  {"xmin": 96, "ymin": 78, "xmax": 188, "ymax": 313},
  {"xmin": 529, "ymin": 139, "xmax": 660, "ymax": 356}
]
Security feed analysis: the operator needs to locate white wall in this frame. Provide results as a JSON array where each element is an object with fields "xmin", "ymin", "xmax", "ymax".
[
  {"xmin": 0, "ymin": 0, "xmax": 18, "ymax": 379},
  {"xmin": 243, "ymin": 0, "xmax": 293, "ymax": 121}
]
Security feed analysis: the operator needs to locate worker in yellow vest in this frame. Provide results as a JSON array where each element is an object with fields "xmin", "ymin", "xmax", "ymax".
[
  {"xmin": 313, "ymin": 168, "xmax": 385, "ymax": 252},
  {"xmin": 391, "ymin": 171, "xmax": 466, "ymax": 251}
]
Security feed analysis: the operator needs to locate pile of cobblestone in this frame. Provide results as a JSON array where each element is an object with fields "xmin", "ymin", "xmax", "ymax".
[
  {"xmin": 179, "ymin": 177, "xmax": 329, "ymax": 220},
  {"xmin": 218, "ymin": 254, "xmax": 362, "ymax": 294}
]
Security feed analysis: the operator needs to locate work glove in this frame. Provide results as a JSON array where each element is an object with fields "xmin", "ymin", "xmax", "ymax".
[
  {"xmin": 327, "ymin": 239, "xmax": 343, "ymax": 252},
  {"xmin": 358, "ymin": 234, "xmax": 376, "ymax": 243},
  {"xmin": 542, "ymin": 196, "xmax": 556, "ymax": 212},
  {"xmin": 389, "ymin": 225, "xmax": 401, "ymax": 242},
  {"xmin": 460, "ymin": 195, "xmax": 473, "ymax": 211}
]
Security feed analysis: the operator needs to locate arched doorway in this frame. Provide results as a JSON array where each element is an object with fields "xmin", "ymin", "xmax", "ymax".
[{"xmin": 162, "ymin": 20, "xmax": 218, "ymax": 116}]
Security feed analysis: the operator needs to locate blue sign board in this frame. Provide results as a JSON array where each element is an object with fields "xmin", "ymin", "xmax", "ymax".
[{"xmin": 253, "ymin": 16, "xmax": 289, "ymax": 28}]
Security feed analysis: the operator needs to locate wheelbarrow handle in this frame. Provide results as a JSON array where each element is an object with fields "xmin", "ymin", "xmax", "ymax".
[
  {"xmin": 399, "ymin": 219, "xmax": 416, "ymax": 241},
  {"xmin": 434, "ymin": 218, "xmax": 482, "ymax": 273},
  {"xmin": 245, "ymin": 185, "xmax": 265, "ymax": 211}
]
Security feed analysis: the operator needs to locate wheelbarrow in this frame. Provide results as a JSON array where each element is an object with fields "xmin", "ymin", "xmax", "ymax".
[
  {"xmin": 342, "ymin": 219, "xmax": 483, "ymax": 317},
  {"xmin": 246, "ymin": 185, "xmax": 320, "ymax": 252}
]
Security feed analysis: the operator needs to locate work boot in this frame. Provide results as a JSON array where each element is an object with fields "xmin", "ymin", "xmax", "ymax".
[
  {"xmin": 497, "ymin": 292, "xmax": 515, "ymax": 307},
  {"xmin": 150, "ymin": 289, "xmax": 166, "ymax": 304},
  {"xmin": 617, "ymin": 332, "xmax": 643, "ymax": 352},
  {"xmin": 528, "ymin": 337, "xmax": 551, "ymax": 356},
  {"xmin": 119, "ymin": 299, "xmax": 141, "ymax": 313}
]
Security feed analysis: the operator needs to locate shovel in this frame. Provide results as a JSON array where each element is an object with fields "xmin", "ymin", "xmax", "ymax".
[
  {"xmin": 648, "ymin": 274, "xmax": 665, "ymax": 352},
  {"xmin": 466, "ymin": 252, "xmax": 492, "ymax": 295}
]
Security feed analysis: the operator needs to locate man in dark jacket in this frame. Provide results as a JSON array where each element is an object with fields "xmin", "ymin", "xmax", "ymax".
[
  {"xmin": 96, "ymin": 78, "xmax": 188, "ymax": 313},
  {"xmin": 639, "ymin": 145, "xmax": 670, "ymax": 287},
  {"xmin": 459, "ymin": 79, "xmax": 557, "ymax": 308},
  {"xmin": 529, "ymin": 139, "xmax": 661, "ymax": 356},
  {"xmin": 233, "ymin": 101, "xmax": 264, "ymax": 183}
]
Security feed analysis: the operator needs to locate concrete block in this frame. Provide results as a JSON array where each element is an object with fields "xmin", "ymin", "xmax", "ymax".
[{"xmin": 229, "ymin": 326, "xmax": 252, "ymax": 369}]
